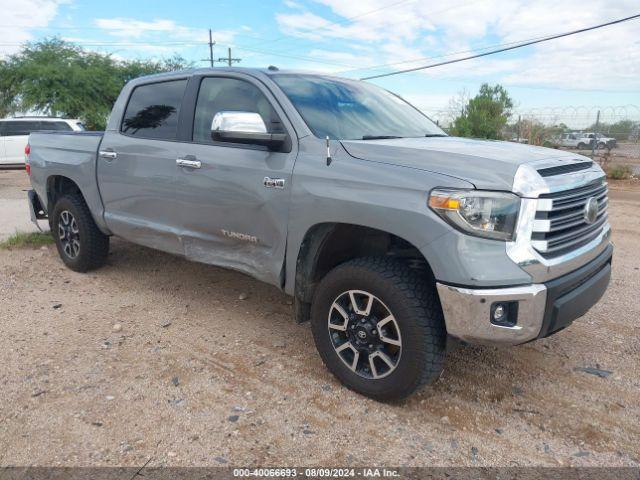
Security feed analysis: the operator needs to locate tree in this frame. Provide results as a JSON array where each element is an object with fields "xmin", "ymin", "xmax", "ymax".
[
  {"xmin": 588, "ymin": 119, "xmax": 638, "ymax": 141},
  {"xmin": 445, "ymin": 88, "xmax": 470, "ymax": 128},
  {"xmin": 449, "ymin": 84, "xmax": 513, "ymax": 139},
  {"xmin": 0, "ymin": 38, "xmax": 193, "ymax": 130}
]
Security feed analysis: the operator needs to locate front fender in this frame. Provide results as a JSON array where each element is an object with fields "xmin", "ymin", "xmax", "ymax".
[{"xmin": 283, "ymin": 142, "xmax": 473, "ymax": 295}]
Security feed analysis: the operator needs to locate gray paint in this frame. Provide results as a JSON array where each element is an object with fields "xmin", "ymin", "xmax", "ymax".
[
  {"xmin": 97, "ymin": 134, "xmax": 184, "ymax": 255},
  {"xmin": 171, "ymin": 72, "xmax": 299, "ymax": 286},
  {"xmin": 28, "ymin": 67, "xmax": 593, "ymax": 297},
  {"xmin": 27, "ymin": 131, "xmax": 111, "ymax": 234},
  {"xmin": 341, "ymin": 136, "xmax": 585, "ymax": 191}
]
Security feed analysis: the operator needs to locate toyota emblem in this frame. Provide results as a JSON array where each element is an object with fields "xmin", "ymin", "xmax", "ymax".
[{"xmin": 583, "ymin": 197, "xmax": 599, "ymax": 224}]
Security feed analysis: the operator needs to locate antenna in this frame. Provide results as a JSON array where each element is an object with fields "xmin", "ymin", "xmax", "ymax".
[{"xmin": 326, "ymin": 136, "xmax": 332, "ymax": 165}]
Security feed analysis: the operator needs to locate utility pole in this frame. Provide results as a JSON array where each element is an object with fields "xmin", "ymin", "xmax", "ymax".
[
  {"xmin": 218, "ymin": 47, "xmax": 241, "ymax": 67},
  {"xmin": 208, "ymin": 29, "xmax": 215, "ymax": 67},
  {"xmin": 200, "ymin": 29, "xmax": 216, "ymax": 67},
  {"xmin": 591, "ymin": 109, "xmax": 600, "ymax": 158}
]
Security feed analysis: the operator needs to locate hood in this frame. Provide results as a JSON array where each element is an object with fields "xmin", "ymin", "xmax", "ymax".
[{"xmin": 340, "ymin": 136, "xmax": 587, "ymax": 190}]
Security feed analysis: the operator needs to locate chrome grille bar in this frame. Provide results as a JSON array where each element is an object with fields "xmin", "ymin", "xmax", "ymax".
[
  {"xmin": 533, "ymin": 199, "xmax": 608, "ymax": 232},
  {"xmin": 531, "ymin": 178, "xmax": 609, "ymax": 259}
]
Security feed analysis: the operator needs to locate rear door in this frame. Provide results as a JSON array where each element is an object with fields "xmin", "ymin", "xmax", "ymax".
[
  {"xmin": 96, "ymin": 78, "xmax": 188, "ymax": 255},
  {"xmin": 174, "ymin": 74, "xmax": 298, "ymax": 285}
]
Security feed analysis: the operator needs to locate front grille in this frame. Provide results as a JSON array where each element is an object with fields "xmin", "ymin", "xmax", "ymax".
[{"xmin": 531, "ymin": 179, "xmax": 608, "ymax": 259}]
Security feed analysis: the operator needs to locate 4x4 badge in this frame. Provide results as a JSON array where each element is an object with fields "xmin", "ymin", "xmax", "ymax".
[{"xmin": 263, "ymin": 177, "xmax": 285, "ymax": 189}]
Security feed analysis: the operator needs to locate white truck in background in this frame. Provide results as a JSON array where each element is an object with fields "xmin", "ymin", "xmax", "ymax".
[
  {"xmin": 584, "ymin": 132, "xmax": 617, "ymax": 149},
  {"xmin": 557, "ymin": 132, "xmax": 594, "ymax": 150},
  {"xmin": 557, "ymin": 132, "xmax": 616, "ymax": 150},
  {"xmin": 0, "ymin": 117, "xmax": 84, "ymax": 165}
]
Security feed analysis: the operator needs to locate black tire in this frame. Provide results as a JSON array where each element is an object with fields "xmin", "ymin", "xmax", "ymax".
[
  {"xmin": 577, "ymin": 142, "xmax": 586, "ymax": 149},
  {"xmin": 51, "ymin": 194, "xmax": 109, "ymax": 272},
  {"xmin": 311, "ymin": 257, "xmax": 446, "ymax": 401}
]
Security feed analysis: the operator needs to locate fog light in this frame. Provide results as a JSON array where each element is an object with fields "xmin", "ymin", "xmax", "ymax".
[{"xmin": 490, "ymin": 301, "xmax": 518, "ymax": 327}]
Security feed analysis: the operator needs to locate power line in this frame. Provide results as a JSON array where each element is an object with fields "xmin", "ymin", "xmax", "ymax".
[
  {"xmin": 361, "ymin": 13, "xmax": 640, "ymax": 80},
  {"xmin": 336, "ymin": 31, "xmax": 567, "ymax": 75},
  {"xmin": 232, "ymin": 44, "xmax": 356, "ymax": 68},
  {"xmin": 0, "ymin": 0, "xmax": 481, "ymax": 69},
  {"xmin": 0, "ymin": 41, "xmax": 202, "ymax": 46}
]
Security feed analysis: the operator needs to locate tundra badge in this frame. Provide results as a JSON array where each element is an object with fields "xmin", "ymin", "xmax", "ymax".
[{"xmin": 221, "ymin": 230, "xmax": 258, "ymax": 244}]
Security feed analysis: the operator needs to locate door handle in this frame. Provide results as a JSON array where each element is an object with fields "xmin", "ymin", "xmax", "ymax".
[
  {"xmin": 176, "ymin": 158, "xmax": 202, "ymax": 169},
  {"xmin": 99, "ymin": 150, "xmax": 117, "ymax": 160}
]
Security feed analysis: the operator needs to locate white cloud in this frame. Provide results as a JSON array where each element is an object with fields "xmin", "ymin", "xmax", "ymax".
[
  {"xmin": 94, "ymin": 17, "xmax": 237, "ymax": 44},
  {"xmin": 284, "ymin": 0, "xmax": 305, "ymax": 9},
  {"xmin": 0, "ymin": 0, "xmax": 69, "ymax": 57},
  {"xmin": 275, "ymin": 0, "xmax": 640, "ymax": 92}
]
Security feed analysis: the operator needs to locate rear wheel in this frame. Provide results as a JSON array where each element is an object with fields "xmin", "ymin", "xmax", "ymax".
[
  {"xmin": 577, "ymin": 142, "xmax": 586, "ymax": 149},
  {"xmin": 311, "ymin": 257, "xmax": 446, "ymax": 401},
  {"xmin": 51, "ymin": 194, "xmax": 109, "ymax": 272}
]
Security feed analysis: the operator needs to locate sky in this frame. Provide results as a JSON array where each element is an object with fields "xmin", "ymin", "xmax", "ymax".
[{"xmin": 1, "ymin": 0, "xmax": 639, "ymax": 126}]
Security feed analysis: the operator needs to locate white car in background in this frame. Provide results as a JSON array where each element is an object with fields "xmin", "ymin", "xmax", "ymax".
[
  {"xmin": 557, "ymin": 132, "xmax": 594, "ymax": 150},
  {"xmin": 0, "ymin": 117, "xmax": 84, "ymax": 165},
  {"xmin": 584, "ymin": 132, "xmax": 617, "ymax": 149}
]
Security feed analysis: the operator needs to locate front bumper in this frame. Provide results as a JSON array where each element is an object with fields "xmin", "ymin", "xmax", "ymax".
[{"xmin": 436, "ymin": 244, "xmax": 613, "ymax": 346}]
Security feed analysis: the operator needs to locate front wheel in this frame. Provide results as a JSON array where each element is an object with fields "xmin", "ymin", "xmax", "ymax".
[
  {"xmin": 311, "ymin": 257, "xmax": 446, "ymax": 401},
  {"xmin": 51, "ymin": 194, "xmax": 109, "ymax": 272}
]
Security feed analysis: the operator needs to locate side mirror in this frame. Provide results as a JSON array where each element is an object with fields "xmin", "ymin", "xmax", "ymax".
[{"xmin": 211, "ymin": 111, "xmax": 287, "ymax": 149}]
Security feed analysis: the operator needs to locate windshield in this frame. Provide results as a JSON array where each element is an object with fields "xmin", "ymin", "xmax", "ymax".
[{"xmin": 271, "ymin": 74, "xmax": 446, "ymax": 141}]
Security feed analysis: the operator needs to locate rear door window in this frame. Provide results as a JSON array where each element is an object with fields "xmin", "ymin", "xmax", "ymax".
[{"xmin": 121, "ymin": 80, "xmax": 188, "ymax": 140}]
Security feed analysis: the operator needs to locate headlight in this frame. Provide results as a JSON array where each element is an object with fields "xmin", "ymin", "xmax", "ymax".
[{"xmin": 428, "ymin": 189, "xmax": 520, "ymax": 241}]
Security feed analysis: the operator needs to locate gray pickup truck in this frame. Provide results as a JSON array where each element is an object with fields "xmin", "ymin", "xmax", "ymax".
[{"xmin": 26, "ymin": 68, "xmax": 612, "ymax": 400}]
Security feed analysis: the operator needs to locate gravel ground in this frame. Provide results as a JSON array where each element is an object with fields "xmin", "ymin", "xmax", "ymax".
[
  {"xmin": 0, "ymin": 167, "xmax": 47, "ymax": 241},
  {"xmin": 0, "ymin": 170, "xmax": 638, "ymax": 467}
]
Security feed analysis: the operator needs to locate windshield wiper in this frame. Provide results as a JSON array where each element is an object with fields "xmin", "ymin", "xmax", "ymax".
[
  {"xmin": 424, "ymin": 134, "xmax": 447, "ymax": 137},
  {"xmin": 361, "ymin": 135, "xmax": 404, "ymax": 140}
]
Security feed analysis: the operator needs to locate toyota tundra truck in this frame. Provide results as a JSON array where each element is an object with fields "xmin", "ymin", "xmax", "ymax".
[{"xmin": 25, "ymin": 68, "xmax": 613, "ymax": 401}]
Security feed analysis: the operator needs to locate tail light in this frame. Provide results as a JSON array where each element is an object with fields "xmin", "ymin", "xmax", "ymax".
[{"xmin": 25, "ymin": 144, "xmax": 31, "ymax": 175}]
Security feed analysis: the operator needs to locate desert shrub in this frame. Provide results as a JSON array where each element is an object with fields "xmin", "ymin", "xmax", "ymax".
[{"xmin": 605, "ymin": 164, "xmax": 633, "ymax": 180}]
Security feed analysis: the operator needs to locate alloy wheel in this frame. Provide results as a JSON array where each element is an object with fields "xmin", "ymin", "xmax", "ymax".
[
  {"xmin": 327, "ymin": 290, "xmax": 402, "ymax": 379},
  {"xmin": 58, "ymin": 210, "xmax": 80, "ymax": 259}
]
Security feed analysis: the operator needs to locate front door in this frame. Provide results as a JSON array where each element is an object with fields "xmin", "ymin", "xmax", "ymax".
[
  {"xmin": 174, "ymin": 74, "xmax": 298, "ymax": 286},
  {"xmin": 96, "ymin": 78, "xmax": 188, "ymax": 255}
]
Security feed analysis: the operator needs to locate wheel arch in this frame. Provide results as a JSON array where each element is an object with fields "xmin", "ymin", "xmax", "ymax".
[
  {"xmin": 46, "ymin": 175, "xmax": 82, "ymax": 211},
  {"xmin": 46, "ymin": 175, "xmax": 110, "ymax": 235},
  {"xmin": 292, "ymin": 222, "xmax": 436, "ymax": 323}
]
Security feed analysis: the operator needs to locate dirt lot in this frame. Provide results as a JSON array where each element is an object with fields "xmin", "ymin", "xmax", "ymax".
[{"xmin": 0, "ymin": 169, "xmax": 638, "ymax": 468}]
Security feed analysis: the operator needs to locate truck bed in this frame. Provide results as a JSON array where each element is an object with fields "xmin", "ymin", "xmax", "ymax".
[{"xmin": 27, "ymin": 131, "xmax": 107, "ymax": 229}]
